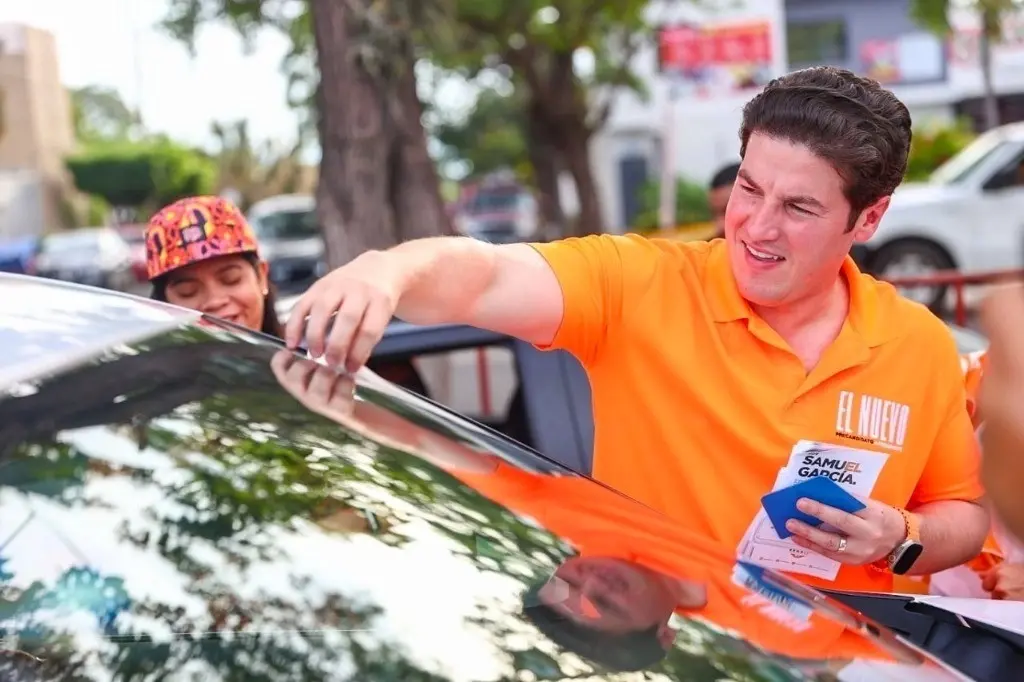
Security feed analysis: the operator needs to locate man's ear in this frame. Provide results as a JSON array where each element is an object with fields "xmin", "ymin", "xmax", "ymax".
[{"xmin": 851, "ymin": 196, "xmax": 891, "ymax": 243}]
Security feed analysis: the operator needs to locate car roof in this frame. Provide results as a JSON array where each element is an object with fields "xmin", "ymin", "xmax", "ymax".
[
  {"xmin": 248, "ymin": 193, "xmax": 315, "ymax": 216},
  {"xmin": 0, "ymin": 275, "xmax": 968, "ymax": 680},
  {"xmin": 0, "ymin": 273, "xmax": 197, "ymax": 388}
]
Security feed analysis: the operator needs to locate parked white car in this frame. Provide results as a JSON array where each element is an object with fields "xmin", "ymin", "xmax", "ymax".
[{"xmin": 858, "ymin": 122, "xmax": 1024, "ymax": 307}]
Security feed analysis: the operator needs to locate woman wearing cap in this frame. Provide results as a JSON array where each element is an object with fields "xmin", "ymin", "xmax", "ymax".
[{"xmin": 145, "ymin": 195, "xmax": 284, "ymax": 337}]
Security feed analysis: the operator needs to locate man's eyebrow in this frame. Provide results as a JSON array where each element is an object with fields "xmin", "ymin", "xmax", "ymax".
[
  {"xmin": 785, "ymin": 194, "xmax": 826, "ymax": 211},
  {"xmin": 737, "ymin": 169, "xmax": 760, "ymax": 190},
  {"xmin": 738, "ymin": 169, "xmax": 826, "ymax": 212}
]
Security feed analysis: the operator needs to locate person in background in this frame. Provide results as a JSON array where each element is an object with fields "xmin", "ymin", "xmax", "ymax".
[
  {"xmin": 145, "ymin": 195, "xmax": 285, "ymax": 337},
  {"xmin": 925, "ymin": 349, "xmax": 1024, "ymax": 600},
  {"xmin": 979, "ymin": 284, "xmax": 1024, "ymax": 548},
  {"xmin": 708, "ymin": 162, "xmax": 740, "ymax": 239}
]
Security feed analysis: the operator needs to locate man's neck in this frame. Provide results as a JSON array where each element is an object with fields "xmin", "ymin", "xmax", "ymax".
[{"xmin": 751, "ymin": 277, "xmax": 850, "ymax": 370}]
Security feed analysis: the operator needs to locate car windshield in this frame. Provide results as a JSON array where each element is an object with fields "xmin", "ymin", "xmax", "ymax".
[
  {"xmin": 251, "ymin": 209, "xmax": 319, "ymax": 239},
  {"xmin": 0, "ymin": 315, "xmax": 949, "ymax": 681},
  {"xmin": 928, "ymin": 129, "xmax": 1008, "ymax": 185}
]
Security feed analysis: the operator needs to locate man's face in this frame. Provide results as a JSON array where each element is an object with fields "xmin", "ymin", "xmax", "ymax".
[
  {"xmin": 709, "ymin": 185, "xmax": 732, "ymax": 236},
  {"xmin": 724, "ymin": 133, "xmax": 888, "ymax": 308}
]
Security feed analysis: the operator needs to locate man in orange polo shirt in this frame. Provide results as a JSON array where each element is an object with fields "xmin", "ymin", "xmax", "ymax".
[{"xmin": 286, "ymin": 66, "xmax": 988, "ymax": 593}]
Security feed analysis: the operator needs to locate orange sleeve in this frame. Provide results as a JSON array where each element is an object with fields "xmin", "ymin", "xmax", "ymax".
[
  {"xmin": 529, "ymin": 234, "xmax": 680, "ymax": 366},
  {"xmin": 910, "ymin": 346, "xmax": 985, "ymax": 508}
]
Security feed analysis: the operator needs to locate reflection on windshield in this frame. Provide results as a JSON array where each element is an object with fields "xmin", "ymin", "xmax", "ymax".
[
  {"xmin": 251, "ymin": 210, "xmax": 319, "ymax": 240},
  {"xmin": 928, "ymin": 129, "xmax": 1006, "ymax": 185},
  {"xmin": 0, "ymin": 332, "xmax": 958, "ymax": 681}
]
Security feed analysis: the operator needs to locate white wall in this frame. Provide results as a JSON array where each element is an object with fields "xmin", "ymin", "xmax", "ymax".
[{"xmin": 0, "ymin": 169, "xmax": 45, "ymax": 239}]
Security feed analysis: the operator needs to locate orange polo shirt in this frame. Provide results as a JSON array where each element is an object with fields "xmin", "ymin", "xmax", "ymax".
[{"xmin": 529, "ymin": 235, "xmax": 984, "ymax": 593}]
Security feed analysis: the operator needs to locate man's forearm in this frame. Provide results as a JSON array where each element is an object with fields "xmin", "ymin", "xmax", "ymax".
[
  {"xmin": 906, "ymin": 499, "xmax": 989, "ymax": 575},
  {"xmin": 387, "ymin": 236, "xmax": 498, "ymax": 326}
]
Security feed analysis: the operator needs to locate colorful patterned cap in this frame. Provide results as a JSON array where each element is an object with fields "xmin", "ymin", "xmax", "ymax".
[{"xmin": 145, "ymin": 195, "xmax": 259, "ymax": 281}]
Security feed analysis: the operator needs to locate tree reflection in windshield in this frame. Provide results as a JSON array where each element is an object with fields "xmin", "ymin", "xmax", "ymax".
[{"xmin": 0, "ymin": 330, "xmax": 827, "ymax": 681}]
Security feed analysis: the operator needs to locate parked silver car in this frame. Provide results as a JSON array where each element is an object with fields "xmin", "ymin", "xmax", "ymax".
[
  {"xmin": 247, "ymin": 194, "xmax": 326, "ymax": 294},
  {"xmin": 34, "ymin": 227, "xmax": 135, "ymax": 291}
]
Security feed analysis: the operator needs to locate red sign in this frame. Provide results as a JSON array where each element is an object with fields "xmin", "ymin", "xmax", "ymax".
[
  {"xmin": 861, "ymin": 39, "xmax": 900, "ymax": 83},
  {"xmin": 659, "ymin": 21, "xmax": 772, "ymax": 71}
]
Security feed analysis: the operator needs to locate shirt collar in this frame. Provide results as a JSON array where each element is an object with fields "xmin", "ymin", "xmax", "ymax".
[{"xmin": 703, "ymin": 241, "xmax": 894, "ymax": 348}]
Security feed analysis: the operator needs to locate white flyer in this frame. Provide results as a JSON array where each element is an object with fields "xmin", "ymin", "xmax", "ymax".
[{"xmin": 737, "ymin": 440, "xmax": 890, "ymax": 580}]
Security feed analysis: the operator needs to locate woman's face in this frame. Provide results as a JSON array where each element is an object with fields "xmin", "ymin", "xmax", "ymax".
[{"xmin": 163, "ymin": 254, "xmax": 269, "ymax": 331}]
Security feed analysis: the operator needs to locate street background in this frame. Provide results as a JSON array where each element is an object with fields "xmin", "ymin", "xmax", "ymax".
[{"xmin": 2, "ymin": 0, "xmax": 1023, "ymax": 421}]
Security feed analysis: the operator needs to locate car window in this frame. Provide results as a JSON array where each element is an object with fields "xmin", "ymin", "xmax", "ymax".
[
  {"xmin": 1, "ymin": 322, "xmax": 928, "ymax": 680},
  {"xmin": 929, "ymin": 130, "xmax": 1009, "ymax": 185},
  {"xmin": 250, "ymin": 209, "xmax": 319, "ymax": 240},
  {"xmin": 367, "ymin": 343, "xmax": 530, "ymax": 446}
]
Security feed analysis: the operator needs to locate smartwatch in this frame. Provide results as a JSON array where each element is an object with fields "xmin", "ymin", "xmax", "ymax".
[{"xmin": 886, "ymin": 508, "xmax": 924, "ymax": 575}]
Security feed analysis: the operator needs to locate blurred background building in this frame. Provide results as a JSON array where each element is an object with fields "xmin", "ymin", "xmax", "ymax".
[
  {"xmin": 0, "ymin": 23, "xmax": 75, "ymax": 238},
  {"xmin": 596, "ymin": 0, "xmax": 1024, "ymax": 232}
]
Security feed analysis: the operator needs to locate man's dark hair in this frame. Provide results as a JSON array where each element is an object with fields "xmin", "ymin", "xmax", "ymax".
[
  {"xmin": 710, "ymin": 162, "xmax": 741, "ymax": 190},
  {"xmin": 739, "ymin": 66, "xmax": 912, "ymax": 230}
]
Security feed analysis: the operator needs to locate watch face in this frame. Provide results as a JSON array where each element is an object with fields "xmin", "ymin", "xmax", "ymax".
[{"xmin": 891, "ymin": 542, "xmax": 924, "ymax": 575}]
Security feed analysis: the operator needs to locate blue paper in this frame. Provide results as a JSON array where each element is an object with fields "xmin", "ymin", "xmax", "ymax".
[{"xmin": 761, "ymin": 475, "xmax": 866, "ymax": 539}]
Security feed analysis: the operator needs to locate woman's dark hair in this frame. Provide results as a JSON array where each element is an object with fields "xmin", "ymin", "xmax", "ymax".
[{"xmin": 149, "ymin": 252, "xmax": 285, "ymax": 338}]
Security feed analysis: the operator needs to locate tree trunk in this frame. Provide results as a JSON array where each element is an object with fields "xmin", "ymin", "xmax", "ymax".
[
  {"xmin": 525, "ymin": 109, "xmax": 566, "ymax": 241},
  {"xmin": 389, "ymin": 59, "xmax": 453, "ymax": 242},
  {"xmin": 979, "ymin": 9, "xmax": 1000, "ymax": 131},
  {"xmin": 309, "ymin": 0, "xmax": 450, "ymax": 268},
  {"xmin": 560, "ymin": 126, "xmax": 604, "ymax": 236}
]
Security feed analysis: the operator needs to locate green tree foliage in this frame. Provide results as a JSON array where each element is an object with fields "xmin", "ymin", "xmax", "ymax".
[
  {"xmin": 211, "ymin": 119, "xmax": 309, "ymax": 211},
  {"xmin": 909, "ymin": 0, "xmax": 1024, "ymax": 129},
  {"xmin": 65, "ymin": 138, "xmax": 216, "ymax": 212},
  {"xmin": 68, "ymin": 85, "xmax": 141, "ymax": 142},
  {"xmin": 631, "ymin": 178, "xmax": 713, "ymax": 232},
  {"xmin": 161, "ymin": 0, "xmax": 452, "ymax": 265},
  {"xmin": 430, "ymin": 0, "xmax": 653, "ymax": 235},
  {"xmin": 905, "ymin": 118, "xmax": 977, "ymax": 181},
  {"xmin": 431, "ymin": 85, "xmax": 530, "ymax": 182},
  {"xmin": 160, "ymin": 0, "xmax": 656, "ymax": 241}
]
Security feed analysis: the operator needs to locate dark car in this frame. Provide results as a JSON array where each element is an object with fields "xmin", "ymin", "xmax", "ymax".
[{"xmin": 0, "ymin": 274, "xmax": 1016, "ymax": 681}]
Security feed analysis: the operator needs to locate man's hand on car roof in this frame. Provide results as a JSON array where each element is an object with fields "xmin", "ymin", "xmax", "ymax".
[{"xmin": 285, "ymin": 251, "xmax": 401, "ymax": 371}]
